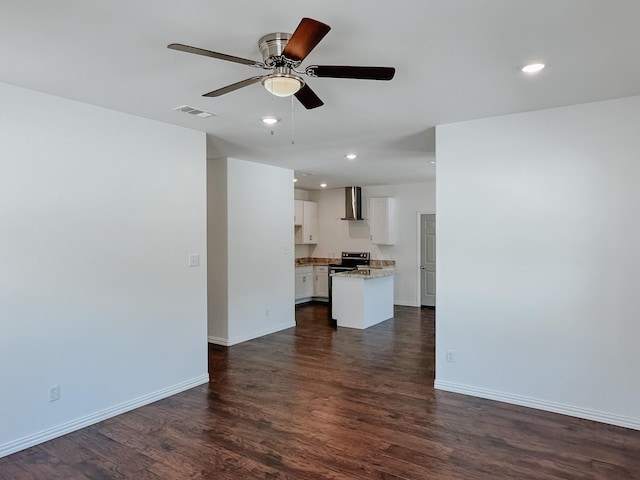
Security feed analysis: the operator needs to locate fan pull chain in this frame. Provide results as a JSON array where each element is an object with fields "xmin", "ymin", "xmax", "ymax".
[{"xmin": 291, "ymin": 95, "xmax": 295, "ymax": 145}]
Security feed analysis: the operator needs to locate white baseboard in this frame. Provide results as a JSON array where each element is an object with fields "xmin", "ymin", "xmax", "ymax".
[
  {"xmin": 434, "ymin": 380, "xmax": 640, "ymax": 431},
  {"xmin": 208, "ymin": 321, "xmax": 295, "ymax": 347},
  {"xmin": 394, "ymin": 301, "xmax": 420, "ymax": 307},
  {"xmin": 0, "ymin": 374, "xmax": 210, "ymax": 459},
  {"xmin": 208, "ymin": 335, "xmax": 230, "ymax": 346}
]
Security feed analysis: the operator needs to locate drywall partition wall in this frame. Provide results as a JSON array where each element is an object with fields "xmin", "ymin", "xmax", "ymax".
[
  {"xmin": 309, "ymin": 182, "xmax": 435, "ymax": 306},
  {"xmin": 0, "ymin": 82, "xmax": 209, "ymax": 457},
  {"xmin": 206, "ymin": 158, "xmax": 295, "ymax": 346},
  {"xmin": 207, "ymin": 158, "xmax": 229, "ymax": 341},
  {"xmin": 227, "ymin": 159, "xmax": 295, "ymax": 344},
  {"xmin": 435, "ymin": 95, "xmax": 640, "ymax": 430}
]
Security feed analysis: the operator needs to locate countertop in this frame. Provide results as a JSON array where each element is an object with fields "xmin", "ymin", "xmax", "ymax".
[
  {"xmin": 331, "ymin": 269, "xmax": 395, "ymax": 279},
  {"xmin": 295, "ymin": 257, "xmax": 395, "ymax": 268},
  {"xmin": 295, "ymin": 257, "xmax": 336, "ymax": 266}
]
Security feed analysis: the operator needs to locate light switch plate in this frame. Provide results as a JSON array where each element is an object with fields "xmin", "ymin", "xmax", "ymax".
[{"xmin": 189, "ymin": 254, "xmax": 200, "ymax": 267}]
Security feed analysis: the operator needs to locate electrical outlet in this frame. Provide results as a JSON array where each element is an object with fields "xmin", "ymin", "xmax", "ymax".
[
  {"xmin": 189, "ymin": 254, "xmax": 200, "ymax": 267},
  {"xmin": 49, "ymin": 385, "xmax": 60, "ymax": 402},
  {"xmin": 446, "ymin": 350, "xmax": 456, "ymax": 363}
]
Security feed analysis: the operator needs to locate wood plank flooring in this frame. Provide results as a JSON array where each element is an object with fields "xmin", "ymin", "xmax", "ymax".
[{"xmin": 2, "ymin": 303, "xmax": 640, "ymax": 479}]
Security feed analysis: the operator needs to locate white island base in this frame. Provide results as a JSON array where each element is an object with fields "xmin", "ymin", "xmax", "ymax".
[{"xmin": 331, "ymin": 271, "xmax": 394, "ymax": 329}]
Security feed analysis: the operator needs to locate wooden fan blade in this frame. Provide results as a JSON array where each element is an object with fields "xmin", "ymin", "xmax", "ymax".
[
  {"xmin": 282, "ymin": 18, "xmax": 331, "ymax": 62},
  {"xmin": 203, "ymin": 76, "xmax": 264, "ymax": 97},
  {"xmin": 295, "ymin": 84, "xmax": 324, "ymax": 109},
  {"xmin": 168, "ymin": 43, "xmax": 264, "ymax": 68},
  {"xmin": 308, "ymin": 65, "xmax": 396, "ymax": 80}
]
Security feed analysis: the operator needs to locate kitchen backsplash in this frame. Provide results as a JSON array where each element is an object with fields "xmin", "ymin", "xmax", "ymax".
[{"xmin": 295, "ymin": 244, "xmax": 310, "ymax": 259}]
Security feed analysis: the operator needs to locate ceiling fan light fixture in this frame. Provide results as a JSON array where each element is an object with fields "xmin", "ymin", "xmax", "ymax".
[{"xmin": 262, "ymin": 74, "xmax": 303, "ymax": 97}]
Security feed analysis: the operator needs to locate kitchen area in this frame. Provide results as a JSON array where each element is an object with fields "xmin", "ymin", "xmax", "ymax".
[
  {"xmin": 294, "ymin": 186, "xmax": 396, "ymax": 329},
  {"xmin": 206, "ymin": 158, "xmax": 434, "ymax": 348}
]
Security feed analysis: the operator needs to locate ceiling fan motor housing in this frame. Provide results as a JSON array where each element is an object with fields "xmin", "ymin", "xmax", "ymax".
[{"xmin": 258, "ymin": 32, "xmax": 295, "ymax": 67}]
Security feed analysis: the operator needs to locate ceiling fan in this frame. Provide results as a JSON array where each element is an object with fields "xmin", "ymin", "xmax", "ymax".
[{"xmin": 168, "ymin": 17, "xmax": 395, "ymax": 109}]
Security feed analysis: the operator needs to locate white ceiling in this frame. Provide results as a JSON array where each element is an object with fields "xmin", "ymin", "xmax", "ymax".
[{"xmin": 2, "ymin": 1, "xmax": 640, "ymax": 189}]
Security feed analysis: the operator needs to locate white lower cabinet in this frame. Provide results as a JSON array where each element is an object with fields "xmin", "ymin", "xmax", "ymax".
[
  {"xmin": 295, "ymin": 265, "xmax": 329, "ymax": 303},
  {"xmin": 314, "ymin": 265, "xmax": 329, "ymax": 298},
  {"xmin": 295, "ymin": 266, "xmax": 314, "ymax": 303}
]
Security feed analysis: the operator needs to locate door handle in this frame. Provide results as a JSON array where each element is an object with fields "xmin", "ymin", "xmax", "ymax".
[{"xmin": 420, "ymin": 266, "xmax": 426, "ymax": 269}]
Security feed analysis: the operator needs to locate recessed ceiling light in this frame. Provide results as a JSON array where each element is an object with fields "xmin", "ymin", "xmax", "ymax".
[
  {"xmin": 261, "ymin": 116, "xmax": 280, "ymax": 125},
  {"xmin": 293, "ymin": 178, "xmax": 298, "ymax": 183},
  {"xmin": 521, "ymin": 62, "xmax": 545, "ymax": 73},
  {"xmin": 345, "ymin": 153, "xmax": 357, "ymax": 160},
  {"xmin": 320, "ymin": 183, "xmax": 327, "ymax": 188},
  {"xmin": 430, "ymin": 161, "xmax": 436, "ymax": 164}
]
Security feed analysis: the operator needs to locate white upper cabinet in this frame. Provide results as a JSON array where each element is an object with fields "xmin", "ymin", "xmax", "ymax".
[
  {"xmin": 303, "ymin": 201, "xmax": 318, "ymax": 243},
  {"xmin": 294, "ymin": 200, "xmax": 304, "ymax": 226},
  {"xmin": 294, "ymin": 200, "xmax": 318, "ymax": 244},
  {"xmin": 369, "ymin": 197, "xmax": 396, "ymax": 245}
]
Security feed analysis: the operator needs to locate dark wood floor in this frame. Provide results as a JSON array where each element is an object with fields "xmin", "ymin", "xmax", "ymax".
[{"xmin": 2, "ymin": 303, "xmax": 640, "ymax": 479}]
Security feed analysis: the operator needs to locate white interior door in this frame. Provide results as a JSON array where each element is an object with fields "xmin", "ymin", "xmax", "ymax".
[{"xmin": 420, "ymin": 214, "xmax": 436, "ymax": 306}]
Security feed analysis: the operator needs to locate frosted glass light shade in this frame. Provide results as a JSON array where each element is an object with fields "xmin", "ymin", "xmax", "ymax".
[{"xmin": 262, "ymin": 75, "xmax": 302, "ymax": 97}]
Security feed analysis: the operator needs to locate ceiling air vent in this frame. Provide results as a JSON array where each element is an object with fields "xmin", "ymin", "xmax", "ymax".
[{"xmin": 173, "ymin": 105, "xmax": 216, "ymax": 118}]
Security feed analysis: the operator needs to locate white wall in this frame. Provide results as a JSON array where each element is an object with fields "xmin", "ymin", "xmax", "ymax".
[
  {"xmin": 0, "ymin": 82, "xmax": 209, "ymax": 457},
  {"xmin": 207, "ymin": 158, "xmax": 295, "ymax": 346},
  {"xmin": 436, "ymin": 95, "xmax": 640, "ymax": 430},
  {"xmin": 309, "ymin": 182, "xmax": 435, "ymax": 306},
  {"xmin": 207, "ymin": 159, "xmax": 228, "ymax": 340},
  {"xmin": 294, "ymin": 244, "xmax": 311, "ymax": 259},
  {"xmin": 294, "ymin": 189, "xmax": 310, "ymax": 201}
]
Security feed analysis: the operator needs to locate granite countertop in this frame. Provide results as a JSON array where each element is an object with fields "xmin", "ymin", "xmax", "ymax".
[
  {"xmin": 295, "ymin": 257, "xmax": 336, "ymax": 266},
  {"xmin": 295, "ymin": 257, "xmax": 395, "ymax": 268},
  {"xmin": 331, "ymin": 269, "xmax": 395, "ymax": 279}
]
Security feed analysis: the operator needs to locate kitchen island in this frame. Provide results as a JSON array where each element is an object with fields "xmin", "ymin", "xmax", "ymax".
[{"xmin": 331, "ymin": 269, "xmax": 394, "ymax": 329}]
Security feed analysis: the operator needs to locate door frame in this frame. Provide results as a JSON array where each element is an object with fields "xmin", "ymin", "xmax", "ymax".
[{"xmin": 415, "ymin": 210, "xmax": 436, "ymax": 307}]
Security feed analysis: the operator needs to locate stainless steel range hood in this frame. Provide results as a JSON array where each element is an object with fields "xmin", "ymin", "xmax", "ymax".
[{"xmin": 341, "ymin": 186, "xmax": 363, "ymax": 220}]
